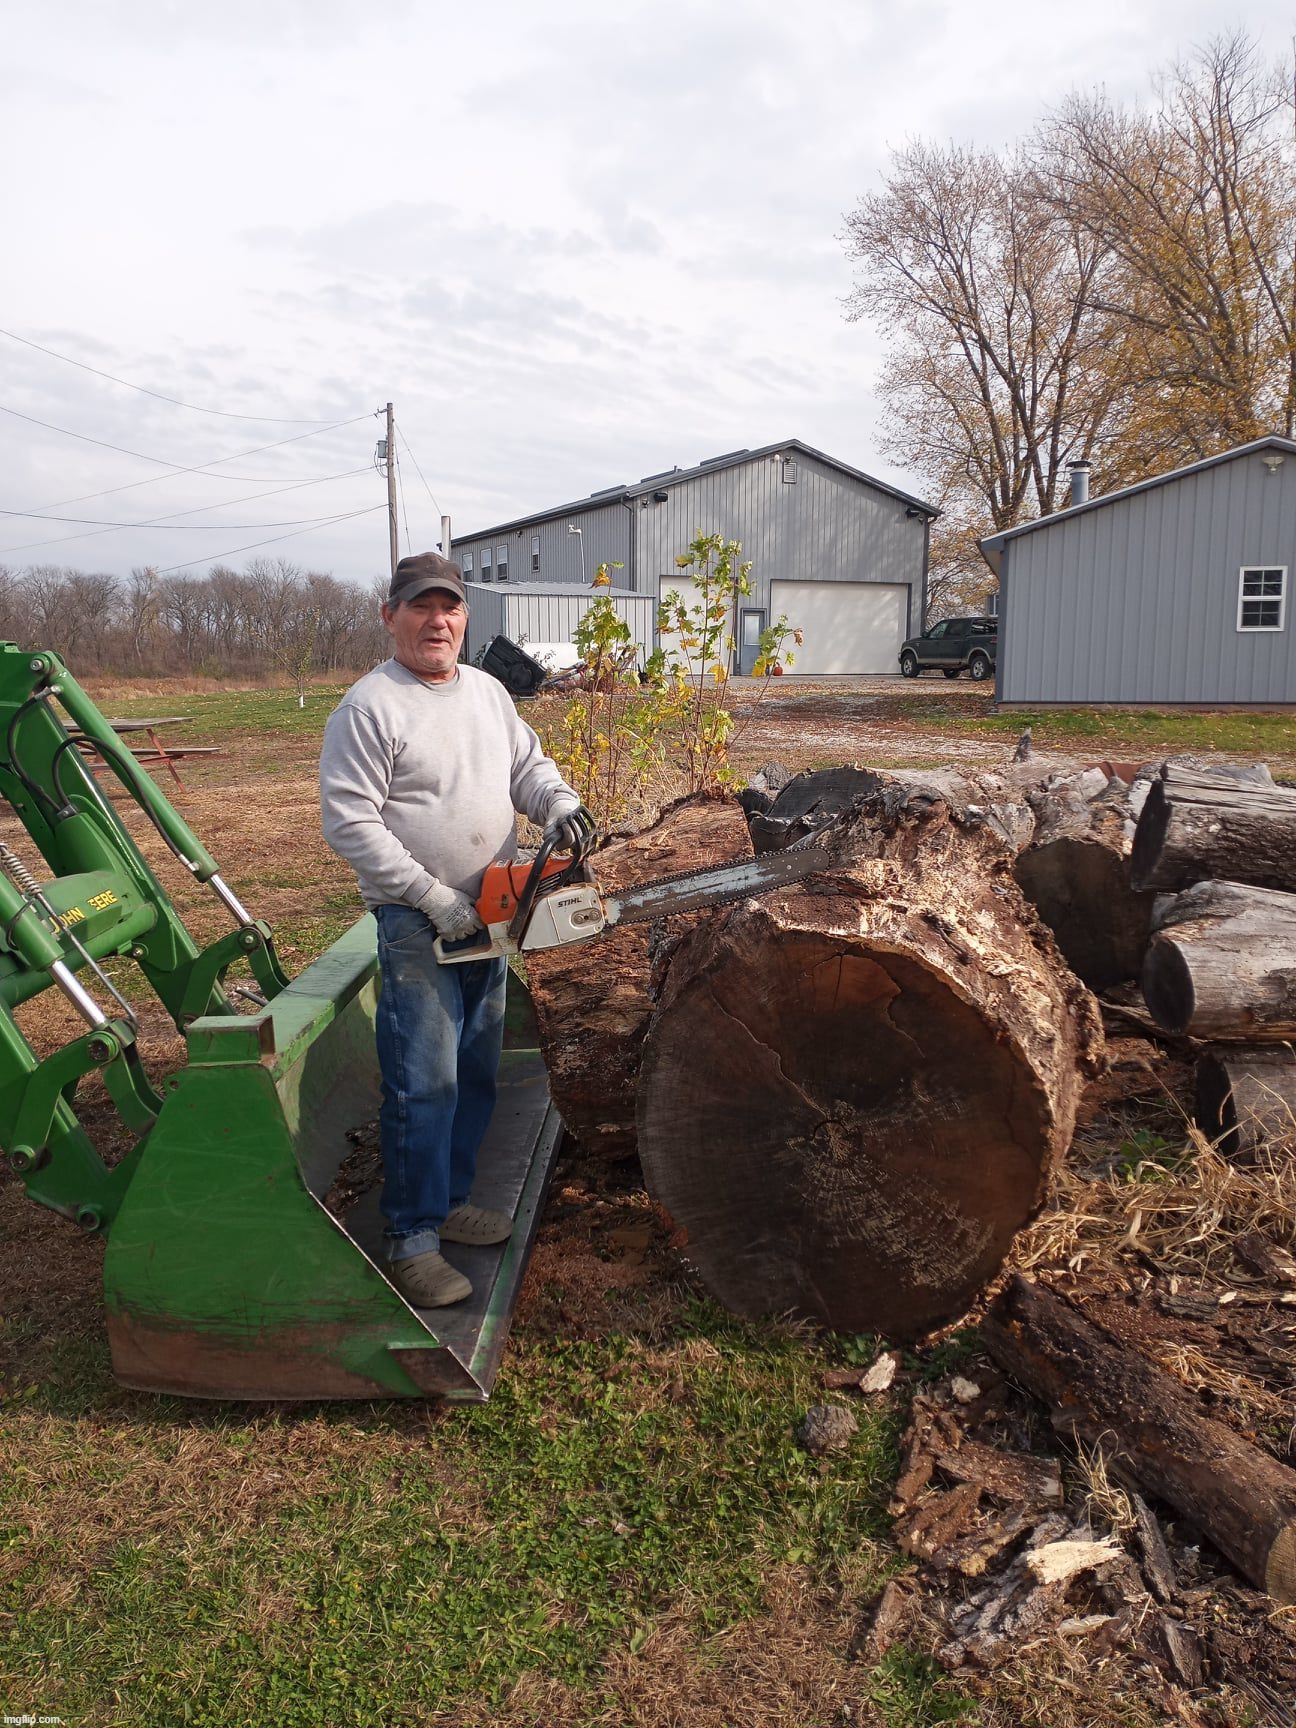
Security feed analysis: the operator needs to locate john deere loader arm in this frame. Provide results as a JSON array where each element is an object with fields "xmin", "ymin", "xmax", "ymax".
[{"xmin": 2, "ymin": 646, "xmax": 560, "ymax": 1401}]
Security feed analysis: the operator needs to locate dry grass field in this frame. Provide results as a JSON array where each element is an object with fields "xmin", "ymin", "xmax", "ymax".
[{"xmin": 1, "ymin": 674, "xmax": 1294, "ymax": 1727}]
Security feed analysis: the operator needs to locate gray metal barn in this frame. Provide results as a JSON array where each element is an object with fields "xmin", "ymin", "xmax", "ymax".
[
  {"xmin": 462, "ymin": 582, "xmax": 655, "ymax": 668},
  {"xmin": 980, "ymin": 437, "xmax": 1296, "ymax": 706},
  {"xmin": 451, "ymin": 440, "xmax": 936, "ymax": 676}
]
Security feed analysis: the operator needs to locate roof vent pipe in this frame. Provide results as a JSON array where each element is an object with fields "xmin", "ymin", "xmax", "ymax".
[{"xmin": 1068, "ymin": 461, "xmax": 1091, "ymax": 507}]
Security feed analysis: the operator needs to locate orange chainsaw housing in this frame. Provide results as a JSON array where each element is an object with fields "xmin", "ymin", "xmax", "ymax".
[{"xmin": 475, "ymin": 855, "xmax": 574, "ymax": 926}]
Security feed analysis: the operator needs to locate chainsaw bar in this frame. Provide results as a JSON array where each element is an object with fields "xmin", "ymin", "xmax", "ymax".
[{"xmin": 604, "ymin": 844, "xmax": 838, "ymax": 927}]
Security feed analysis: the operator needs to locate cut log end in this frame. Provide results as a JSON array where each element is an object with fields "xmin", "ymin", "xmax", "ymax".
[
  {"xmin": 1141, "ymin": 937, "xmax": 1195, "ymax": 1034},
  {"xmin": 1268, "ymin": 1524, "xmax": 1296, "ymax": 1604},
  {"xmin": 637, "ymin": 884, "xmax": 1096, "ymax": 1343}
]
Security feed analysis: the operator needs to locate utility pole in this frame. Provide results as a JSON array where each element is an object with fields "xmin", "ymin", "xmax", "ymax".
[{"xmin": 385, "ymin": 402, "xmax": 398, "ymax": 580}]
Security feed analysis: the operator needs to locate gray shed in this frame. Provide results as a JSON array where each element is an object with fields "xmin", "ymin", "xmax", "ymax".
[
  {"xmin": 463, "ymin": 581, "xmax": 655, "ymax": 669},
  {"xmin": 980, "ymin": 437, "xmax": 1296, "ymax": 706},
  {"xmin": 452, "ymin": 440, "xmax": 936, "ymax": 677}
]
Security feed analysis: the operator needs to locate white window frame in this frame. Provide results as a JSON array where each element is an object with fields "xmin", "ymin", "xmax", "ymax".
[
  {"xmin": 496, "ymin": 543, "xmax": 509, "ymax": 583},
  {"xmin": 480, "ymin": 546, "xmax": 493, "ymax": 582},
  {"xmin": 1236, "ymin": 565, "xmax": 1287, "ymax": 632},
  {"xmin": 461, "ymin": 551, "xmax": 473, "ymax": 579}
]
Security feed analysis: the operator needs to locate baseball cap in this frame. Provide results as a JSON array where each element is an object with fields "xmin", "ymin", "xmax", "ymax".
[{"xmin": 388, "ymin": 552, "xmax": 466, "ymax": 606}]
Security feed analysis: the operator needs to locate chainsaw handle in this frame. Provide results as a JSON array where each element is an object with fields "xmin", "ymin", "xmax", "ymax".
[
  {"xmin": 431, "ymin": 928, "xmax": 501, "ymax": 964},
  {"xmin": 507, "ymin": 808, "xmax": 598, "ymax": 946}
]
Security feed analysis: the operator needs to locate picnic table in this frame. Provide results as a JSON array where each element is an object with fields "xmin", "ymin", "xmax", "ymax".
[{"xmin": 71, "ymin": 716, "xmax": 221, "ymax": 794}]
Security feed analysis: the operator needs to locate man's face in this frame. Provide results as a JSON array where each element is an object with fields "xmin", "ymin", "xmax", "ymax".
[{"xmin": 382, "ymin": 588, "xmax": 468, "ymax": 682}]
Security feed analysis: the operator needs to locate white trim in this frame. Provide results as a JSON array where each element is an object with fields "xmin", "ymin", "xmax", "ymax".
[{"xmin": 1236, "ymin": 565, "xmax": 1287, "ymax": 632}]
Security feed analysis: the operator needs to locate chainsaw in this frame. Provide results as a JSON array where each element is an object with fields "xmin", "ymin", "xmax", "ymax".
[{"xmin": 433, "ymin": 809, "xmax": 836, "ymax": 963}]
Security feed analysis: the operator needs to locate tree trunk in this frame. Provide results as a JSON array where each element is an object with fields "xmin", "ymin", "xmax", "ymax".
[
  {"xmin": 1014, "ymin": 768, "xmax": 1157, "ymax": 989},
  {"xmin": 750, "ymin": 764, "xmax": 1037, "ymax": 857},
  {"xmin": 1195, "ymin": 1046, "xmax": 1296, "ymax": 1162},
  {"xmin": 634, "ymin": 786, "xmax": 1103, "ymax": 1342},
  {"xmin": 1142, "ymin": 881, "xmax": 1296, "ymax": 1039},
  {"xmin": 982, "ymin": 1276, "xmax": 1296, "ymax": 1603},
  {"xmin": 525, "ymin": 792, "xmax": 753, "ymax": 1159},
  {"xmin": 1131, "ymin": 763, "xmax": 1295, "ymax": 893}
]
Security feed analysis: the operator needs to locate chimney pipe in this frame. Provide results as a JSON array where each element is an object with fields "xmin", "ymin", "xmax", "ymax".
[{"xmin": 1068, "ymin": 461, "xmax": 1091, "ymax": 508}]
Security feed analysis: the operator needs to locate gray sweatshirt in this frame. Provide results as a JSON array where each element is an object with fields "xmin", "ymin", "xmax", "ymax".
[{"xmin": 319, "ymin": 659, "xmax": 577, "ymax": 907}]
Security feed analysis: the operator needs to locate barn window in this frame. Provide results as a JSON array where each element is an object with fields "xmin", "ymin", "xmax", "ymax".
[
  {"xmin": 531, "ymin": 534, "xmax": 540, "ymax": 573},
  {"xmin": 462, "ymin": 551, "xmax": 473, "ymax": 579},
  {"xmin": 481, "ymin": 547, "xmax": 493, "ymax": 581},
  {"xmin": 496, "ymin": 544, "xmax": 509, "ymax": 583},
  {"xmin": 1237, "ymin": 566, "xmax": 1286, "ymax": 631}
]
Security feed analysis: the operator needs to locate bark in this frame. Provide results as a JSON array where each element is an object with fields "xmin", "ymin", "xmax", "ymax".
[
  {"xmin": 1195, "ymin": 1046, "xmax": 1296, "ymax": 1163},
  {"xmin": 1142, "ymin": 881, "xmax": 1296, "ymax": 1039},
  {"xmin": 525, "ymin": 792, "xmax": 753, "ymax": 1159},
  {"xmin": 634, "ymin": 781, "xmax": 1103, "ymax": 1341},
  {"xmin": 1014, "ymin": 767, "xmax": 1157, "ymax": 988},
  {"xmin": 982, "ymin": 1276, "xmax": 1296, "ymax": 1603},
  {"xmin": 1131, "ymin": 763, "xmax": 1296, "ymax": 893},
  {"xmin": 750, "ymin": 764, "xmax": 1036, "ymax": 857}
]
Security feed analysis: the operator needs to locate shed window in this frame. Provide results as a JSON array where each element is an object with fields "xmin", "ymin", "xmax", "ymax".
[
  {"xmin": 496, "ymin": 544, "xmax": 509, "ymax": 583},
  {"xmin": 531, "ymin": 534, "xmax": 540, "ymax": 573},
  {"xmin": 462, "ymin": 551, "xmax": 473, "ymax": 579},
  {"xmin": 481, "ymin": 547, "xmax": 493, "ymax": 581},
  {"xmin": 1238, "ymin": 566, "xmax": 1286, "ymax": 631}
]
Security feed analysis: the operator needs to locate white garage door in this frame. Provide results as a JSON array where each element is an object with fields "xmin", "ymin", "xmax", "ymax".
[
  {"xmin": 770, "ymin": 581, "xmax": 908, "ymax": 675},
  {"xmin": 656, "ymin": 575, "xmax": 728, "ymax": 676}
]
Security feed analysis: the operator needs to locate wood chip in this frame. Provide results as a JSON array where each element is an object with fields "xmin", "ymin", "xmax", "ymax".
[
  {"xmin": 1024, "ymin": 1536, "xmax": 1123, "ymax": 1585},
  {"xmin": 933, "ymin": 1438, "xmax": 1064, "ymax": 1506},
  {"xmin": 926, "ymin": 1505, "xmax": 1036, "ymax": 1578},
  {"xmin": 824, "ymin": 1349, "xmax": 901, "ymax": 1394},
  {"xmin": 851, "ymin": 1577, "xmax": 914, "ymax": 1663},
  {"xmin": 1233, "ymin": 1229, "xmax": 1296, "ymax": 1286},
  {"xmin": 950, "ymin": 1375, "xmax": 982, "ymax": 1403},
  {"xmin": 890, "ymin": 1402, "xmax": 935, "ymax": 1511},
  {"xmin": 1159, "ymin": 1615, "xmax": 1205, "ymax": 1689},
  {"xmin": 1133, "ymin": 1494, "xmax": 1178, "ymax": 1605},
  {"xmin": 894, "ymin": 1482, "xmax": 983, "ymax": 1560}
]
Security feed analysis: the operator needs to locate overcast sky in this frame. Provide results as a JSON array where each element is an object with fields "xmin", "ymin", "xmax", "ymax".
[{"xmin": 2, "ymin": 0, "xmax": 1288, "ymax": 585}]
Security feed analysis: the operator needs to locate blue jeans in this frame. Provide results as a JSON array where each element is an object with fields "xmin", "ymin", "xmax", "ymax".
[{"xmin": 373, "ymin": 903, "xmax": 507, "ymax": 1262}]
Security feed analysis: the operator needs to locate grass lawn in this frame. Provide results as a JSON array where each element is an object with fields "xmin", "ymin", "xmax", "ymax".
[{"xmin": 2, "ymin": 674, "xmax": 1292, "ymax": 1726}]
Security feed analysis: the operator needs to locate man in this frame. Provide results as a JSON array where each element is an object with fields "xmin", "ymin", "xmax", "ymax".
[{"xmin": 320, "ymin": 551, "xmax": 585, "ymax": 1308}]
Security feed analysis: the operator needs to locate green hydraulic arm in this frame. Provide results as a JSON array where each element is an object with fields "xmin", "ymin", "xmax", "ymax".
[{"xmin": 0, "ymin": 644, "xmax": 289, "ymax": 1230}]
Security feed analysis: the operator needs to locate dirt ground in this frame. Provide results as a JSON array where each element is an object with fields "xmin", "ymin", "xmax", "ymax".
[{"xmin": 3, "ymin": 676, "xmax": 1295, "ymax": 1724}]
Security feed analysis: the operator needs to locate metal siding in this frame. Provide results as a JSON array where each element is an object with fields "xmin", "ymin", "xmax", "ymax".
[
  {"xmin": 1002, "ymin": 449, "xmax": 1296, "ymax": 702},
  {"xmin": 457, "ymin": 502, "xmax": 631, "ymax": 592},
  {"xmin": 464, "ymin": 583, "xmax": 506, "ymax": 662},
  {"xmin": 498, "ymin": 588, "xmax": 654, "ymax": 661}
]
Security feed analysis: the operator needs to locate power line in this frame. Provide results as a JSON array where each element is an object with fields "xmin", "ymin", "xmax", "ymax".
[
  {"xmin": 395, "ymin": 423, "xmax": 443, "ymax": 517},
  {"xmin": 156, "ymin": 505, "xmax": 386, "ymax": 575},
  {"xmin": 19, "ymin": 447, "xmax": 371, "ymax": 521},
  {"xmin": 0, "ymin": 401, "xmax": 375, "ymax": 481},
  {"xmin": 0, "ymin": 466, "xmax": 374, "ymax": 556},
  {"xmin": 0, "ymin": 325, "xmax": 353, "ymax": 424}
]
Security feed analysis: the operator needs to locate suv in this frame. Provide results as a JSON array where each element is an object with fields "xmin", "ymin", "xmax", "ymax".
[{"xmin": 898, "ymin": 616, "xmax": 997, "ymax": 682}]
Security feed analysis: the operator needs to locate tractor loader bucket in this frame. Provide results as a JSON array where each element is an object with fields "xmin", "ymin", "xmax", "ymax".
[{"xmin": 102, "ymin": 916, "xmax": 563, "ymax": 1402}]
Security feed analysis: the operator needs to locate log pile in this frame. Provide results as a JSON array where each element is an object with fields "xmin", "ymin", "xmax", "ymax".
[
  {"xmin": 1130, "ymin": 763, "xmax": 1296, "ymax": 1169},
  {"xmin": 530, "ymin": 754, "xmax": 1294, "ymax": 1345}
]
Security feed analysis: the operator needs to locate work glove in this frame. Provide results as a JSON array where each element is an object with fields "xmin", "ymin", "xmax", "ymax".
[
  {"xmin": 543, "ymin": 797, "xmax": 593, "ymax": 853},
  {"xmin": 414, "ymin": 880, "xmax": 483, "ymax": 942}
]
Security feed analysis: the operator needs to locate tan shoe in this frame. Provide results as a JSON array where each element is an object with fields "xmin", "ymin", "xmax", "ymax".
[
  {"xmin": 440, "ymin": 1204, "xmax": 513, "ymax": 1246},
  {"xmin": 388, "ymin": 1250, "xmax": 471, "ymax": 1308}
]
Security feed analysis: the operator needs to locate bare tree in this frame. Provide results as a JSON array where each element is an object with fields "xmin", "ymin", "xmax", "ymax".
[
  {"xmin": 1045, "ymin": 33, "xmax": 1296, "ymax": 464},
  {"xmin": 843, "ymin": 141, "xmax": 1132, "ymax": 614}
]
